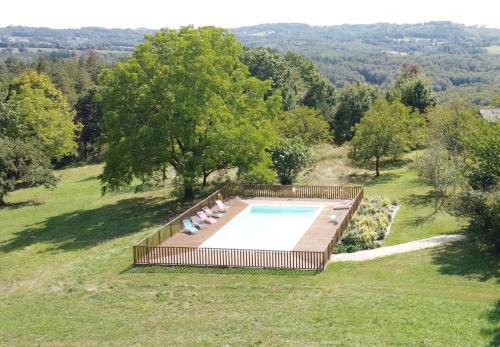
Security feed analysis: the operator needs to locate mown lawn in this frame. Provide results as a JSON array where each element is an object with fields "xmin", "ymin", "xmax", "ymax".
[{"xmin": 0, "ymin": 158, "xmax": 498, "ymax": 346}]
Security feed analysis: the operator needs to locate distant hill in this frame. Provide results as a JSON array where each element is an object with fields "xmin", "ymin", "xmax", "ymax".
[
  {"xmin": 1, "ymin": 22, "xmax": 499, "ymax": 103},
  {"xmin": 233, "ymin": 22, "xmax": 500, "ymax": 92},
  {"xmin": 0, "ymin": 26, "xmax": 154, "ymax": 51}
]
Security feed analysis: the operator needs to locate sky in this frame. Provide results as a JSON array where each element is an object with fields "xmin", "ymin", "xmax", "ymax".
[{"xmin": 1, "ymin": 0, "xmax": 499, "ymax": 29}]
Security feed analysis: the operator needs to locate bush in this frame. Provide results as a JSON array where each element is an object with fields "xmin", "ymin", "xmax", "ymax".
[
  {"xmin": 271, "ymin": 138, "xmax": 312, "ymax": 185},
  {"xmin": 335, "ymin": 196, "xmax": 395, "ymax": 253},
  {"xmin": 452, "ymin": 186, "xmax": 499, "ymax": 251}
]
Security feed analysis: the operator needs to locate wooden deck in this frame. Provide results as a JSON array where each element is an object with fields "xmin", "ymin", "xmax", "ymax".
[
  {"xmin": 161, "ymin": 199, "xmax": 249, "ymax": 247},
  {"xmin": 161, "ymin": 197, "xmax": 351, "ymax": 252}
]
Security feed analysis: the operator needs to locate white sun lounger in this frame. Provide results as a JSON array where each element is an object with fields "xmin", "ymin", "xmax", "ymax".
[
  {"xmin": 333, "ymin": 199, "xmax": 353, "ymax": 210},
  {"xmin": 202, "ymin": 206, "xmax": 223, "ymax": 219},
  {"xmin": 216, "ymin": 199, "xmax": 229, "ymax": 212}
]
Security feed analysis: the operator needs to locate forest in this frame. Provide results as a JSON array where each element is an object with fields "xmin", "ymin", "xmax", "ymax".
[{"xmin": 1, "ymin": 22, "xmax": 500, "ymax": 104}]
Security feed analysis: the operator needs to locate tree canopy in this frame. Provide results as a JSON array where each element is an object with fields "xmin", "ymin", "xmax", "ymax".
[
  {"xmin": 348, "ymin": 99, "xmax": 416, "ymax": 176},
  {"xmin": 391, "ymin": 64, "xmax": 436, "ymax": 113},
  {"xmin": 275, "ymin": 106, "xmax": 330, "ymax": 145},
  {"xmin": 271, "ymin": 138, "xmax": 312, "ymax": 185},
  {"xmin": 74, "ymin": 87, "xmax": 102, "ymax": 160},
  {"xmin": 241, "ymin": 48, "xmax": 298, "ymax": 111},
  {"xmin": 99, "ymin": 26, "xmax": 281, "ymax": 198},
  {"xmin": 0, "ymin": 137, "xmax": 55, "ymax": 205},
  {"xmin": 1, "ymin": 70, "xmax": 78, "ymax": 160},
  {"xmin": 333, "ymin": 82, "xmax": 379, "ymax": 144}
]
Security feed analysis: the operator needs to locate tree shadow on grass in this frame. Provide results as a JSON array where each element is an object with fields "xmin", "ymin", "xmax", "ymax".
[
  {"xmin": 0, "ymin": 197, "xmax": 194, "ymax": 253},
  {"xmin": 121, "ymin": 264, "xmax": 319, "ymax": 276},
  {"xmin": 404, "ymin": 192, "xmax": 434, "ymax": 207},
  {"xmin": 482, "ymin": 300, "xmax": 500, "ymax": 347},
  {"xmin": 433, "ymin": 239, "xmax": 499, "ymax": 346},
  {"xmin": 364, "ymin": 173, "xmax": 400, "ymax": 186},
  {"xmin": 342, "ymin": 172, "xmax": 373, "ymax": 185},
  {"xmin": 431, "ymin": 240, "xmax": 499, "ymax": 283},
  {"xmin": 0, "ymin": 200, "xmax": 43, "ymax": 210},
  {"xmin": 77, "ymin": 176, "xmax": 98, "ymax": 183}
]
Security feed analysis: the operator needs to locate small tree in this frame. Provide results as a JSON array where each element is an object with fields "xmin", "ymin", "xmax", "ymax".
[
  {"xmin": 348, "ymin": 99, "xmax": 414, "ymax": 176},
  {"xmin": 414, "ymin": 143, "xmax": 458, "ymax": 211},
  {"xmin": 271, "ymin": 139, "xmax": 312, "ymax": 185},
  {"xmin": 426, "ymin": 103, "xmax": 478, "ymax": 159},
  {"xmin": 391, "ymin": 64, "xmax": 436, "ymax": 113},
  {"xmin": 0, "ymin": 137, "xmax": 55, "ymax": 205}
]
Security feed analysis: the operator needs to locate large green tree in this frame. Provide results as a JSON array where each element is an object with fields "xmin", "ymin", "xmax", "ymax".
[
  {"xmin": 99, "ymin": 26, "xmax": 281, "ymax": 199},
  {"xmin": 241, "ymin": 48, "xmax": 298, "ymax": 111},
  {"xmin": 333, "ymin": 82, "xmax": 379, "ymax": 144},
  {"xmin": 1, "ymin": 71, "xmax": 78, "ymax": 160},
  {"xmin": 285, "ymin": 52, "xmax": 337, "ymax": 119},
  {"xmin": 348, "ymin": 99, "xmax": 416, "ymax": 176}
]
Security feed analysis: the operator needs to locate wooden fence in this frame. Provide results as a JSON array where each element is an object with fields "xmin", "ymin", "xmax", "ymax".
[
  {"xmin": 133, "ymin": 184, "xmax": 363, "ymax": 270},
  {"xmin": 134, "ymin": 246, "xmax": 325, "ymax": 270}
]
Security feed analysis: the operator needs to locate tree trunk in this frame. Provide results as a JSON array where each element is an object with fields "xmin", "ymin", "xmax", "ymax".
[
  {"xmin": 161, "ymin": 165, "xmax": 167, "ymax": 183},
  {"xmin": 0, "ymin": 193, "xmax": 5, "ymax": 207},
  {"xmin": 184, "ymin": 184, "xmax": 194, "ymax": 200},
  {"xmin": 202, "ymin": 172, "xmax": 209, "ymax": 187},
  {"xmin": 375, "ymin": 156, "xmax": 380, "ymax": 177}
]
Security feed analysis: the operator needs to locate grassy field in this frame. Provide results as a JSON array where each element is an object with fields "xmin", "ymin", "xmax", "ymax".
[{"xmin": 0, "ymin": 149, "xmax": 498, "ymax": 346}]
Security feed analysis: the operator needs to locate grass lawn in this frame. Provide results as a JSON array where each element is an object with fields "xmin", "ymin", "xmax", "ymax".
[
  {"xmin": 299, "ymin": 145, "xmax": 468, "ymax": 245},
  {"xmin": 0, "ymin": 154, "xmax": 498, "ymax": 346}
]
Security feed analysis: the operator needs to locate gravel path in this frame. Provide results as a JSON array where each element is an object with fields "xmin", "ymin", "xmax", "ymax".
[{"xmin": 330, "ymin": 234, "xmax": 466, "ymax": 262}]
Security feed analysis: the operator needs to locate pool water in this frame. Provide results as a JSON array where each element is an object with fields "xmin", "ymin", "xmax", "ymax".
[{"xmin": 200, "ymin": 205, "xmax": 321, "ymax": 251}]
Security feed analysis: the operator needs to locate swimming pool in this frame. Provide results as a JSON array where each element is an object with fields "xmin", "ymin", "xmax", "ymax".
[{"xmin": 200, "ymin": 205, "xmax": 322, "ymax": 251}]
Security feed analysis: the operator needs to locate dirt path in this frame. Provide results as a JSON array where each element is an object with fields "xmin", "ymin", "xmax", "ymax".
[{"xmin": 330, "ymin": 234, "xmax": 466, "ymax": 262}]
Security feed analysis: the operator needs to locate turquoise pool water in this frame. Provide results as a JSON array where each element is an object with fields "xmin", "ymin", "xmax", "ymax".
[{"xmin": 200, "ymin": 205, "xmax": 321, "ymax": 251}]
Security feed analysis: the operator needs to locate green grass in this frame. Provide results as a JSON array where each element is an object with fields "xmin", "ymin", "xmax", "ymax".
[
  {"xmin": 0, "ymin": 154, "xmax": 498, "ymax": 345},
  {"xmin": 299, "ymin": 145, "xmax": 468, "ymax": 244}
]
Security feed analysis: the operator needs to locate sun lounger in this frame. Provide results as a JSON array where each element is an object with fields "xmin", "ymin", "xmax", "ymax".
[
  {"xmin": 197, "ymin": 211, "xmax": 217, "ymax": 224},
  {"xmin": 182, "ymin": 218, "xmax": 199, "ymax": 234},
  {"xmin": 202, "ymin": 206, "xmax": 223, "ymax": 218},
  {"xmin": 216, "ymin": 199, "xmax": 229, "ymax": 212},
  {"xmin": 190, "ymin": 215, "xmax": 207, "ymax": 229},
  {"xmin": 333, "ymin": 199, "xmax": 353, "ymax": 210}
]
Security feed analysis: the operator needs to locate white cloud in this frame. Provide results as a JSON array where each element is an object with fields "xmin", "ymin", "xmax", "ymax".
[{"xmin": 1, "ymin": 0, "xmax": 499, "ymax": 29}]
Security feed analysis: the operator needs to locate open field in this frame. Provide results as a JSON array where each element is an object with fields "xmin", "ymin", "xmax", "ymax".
[{"xmin": 0, "ymin": 150, "xmax": 498, "ymax": 346}]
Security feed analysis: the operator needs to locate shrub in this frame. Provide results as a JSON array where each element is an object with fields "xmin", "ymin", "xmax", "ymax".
[
  {"xmin": 271, "ymin": 138, "xmax": 313, "ymax": 185},
  {"xmin": 335, "ymin": 196, "xmax": 395, "ymax": 253}
]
